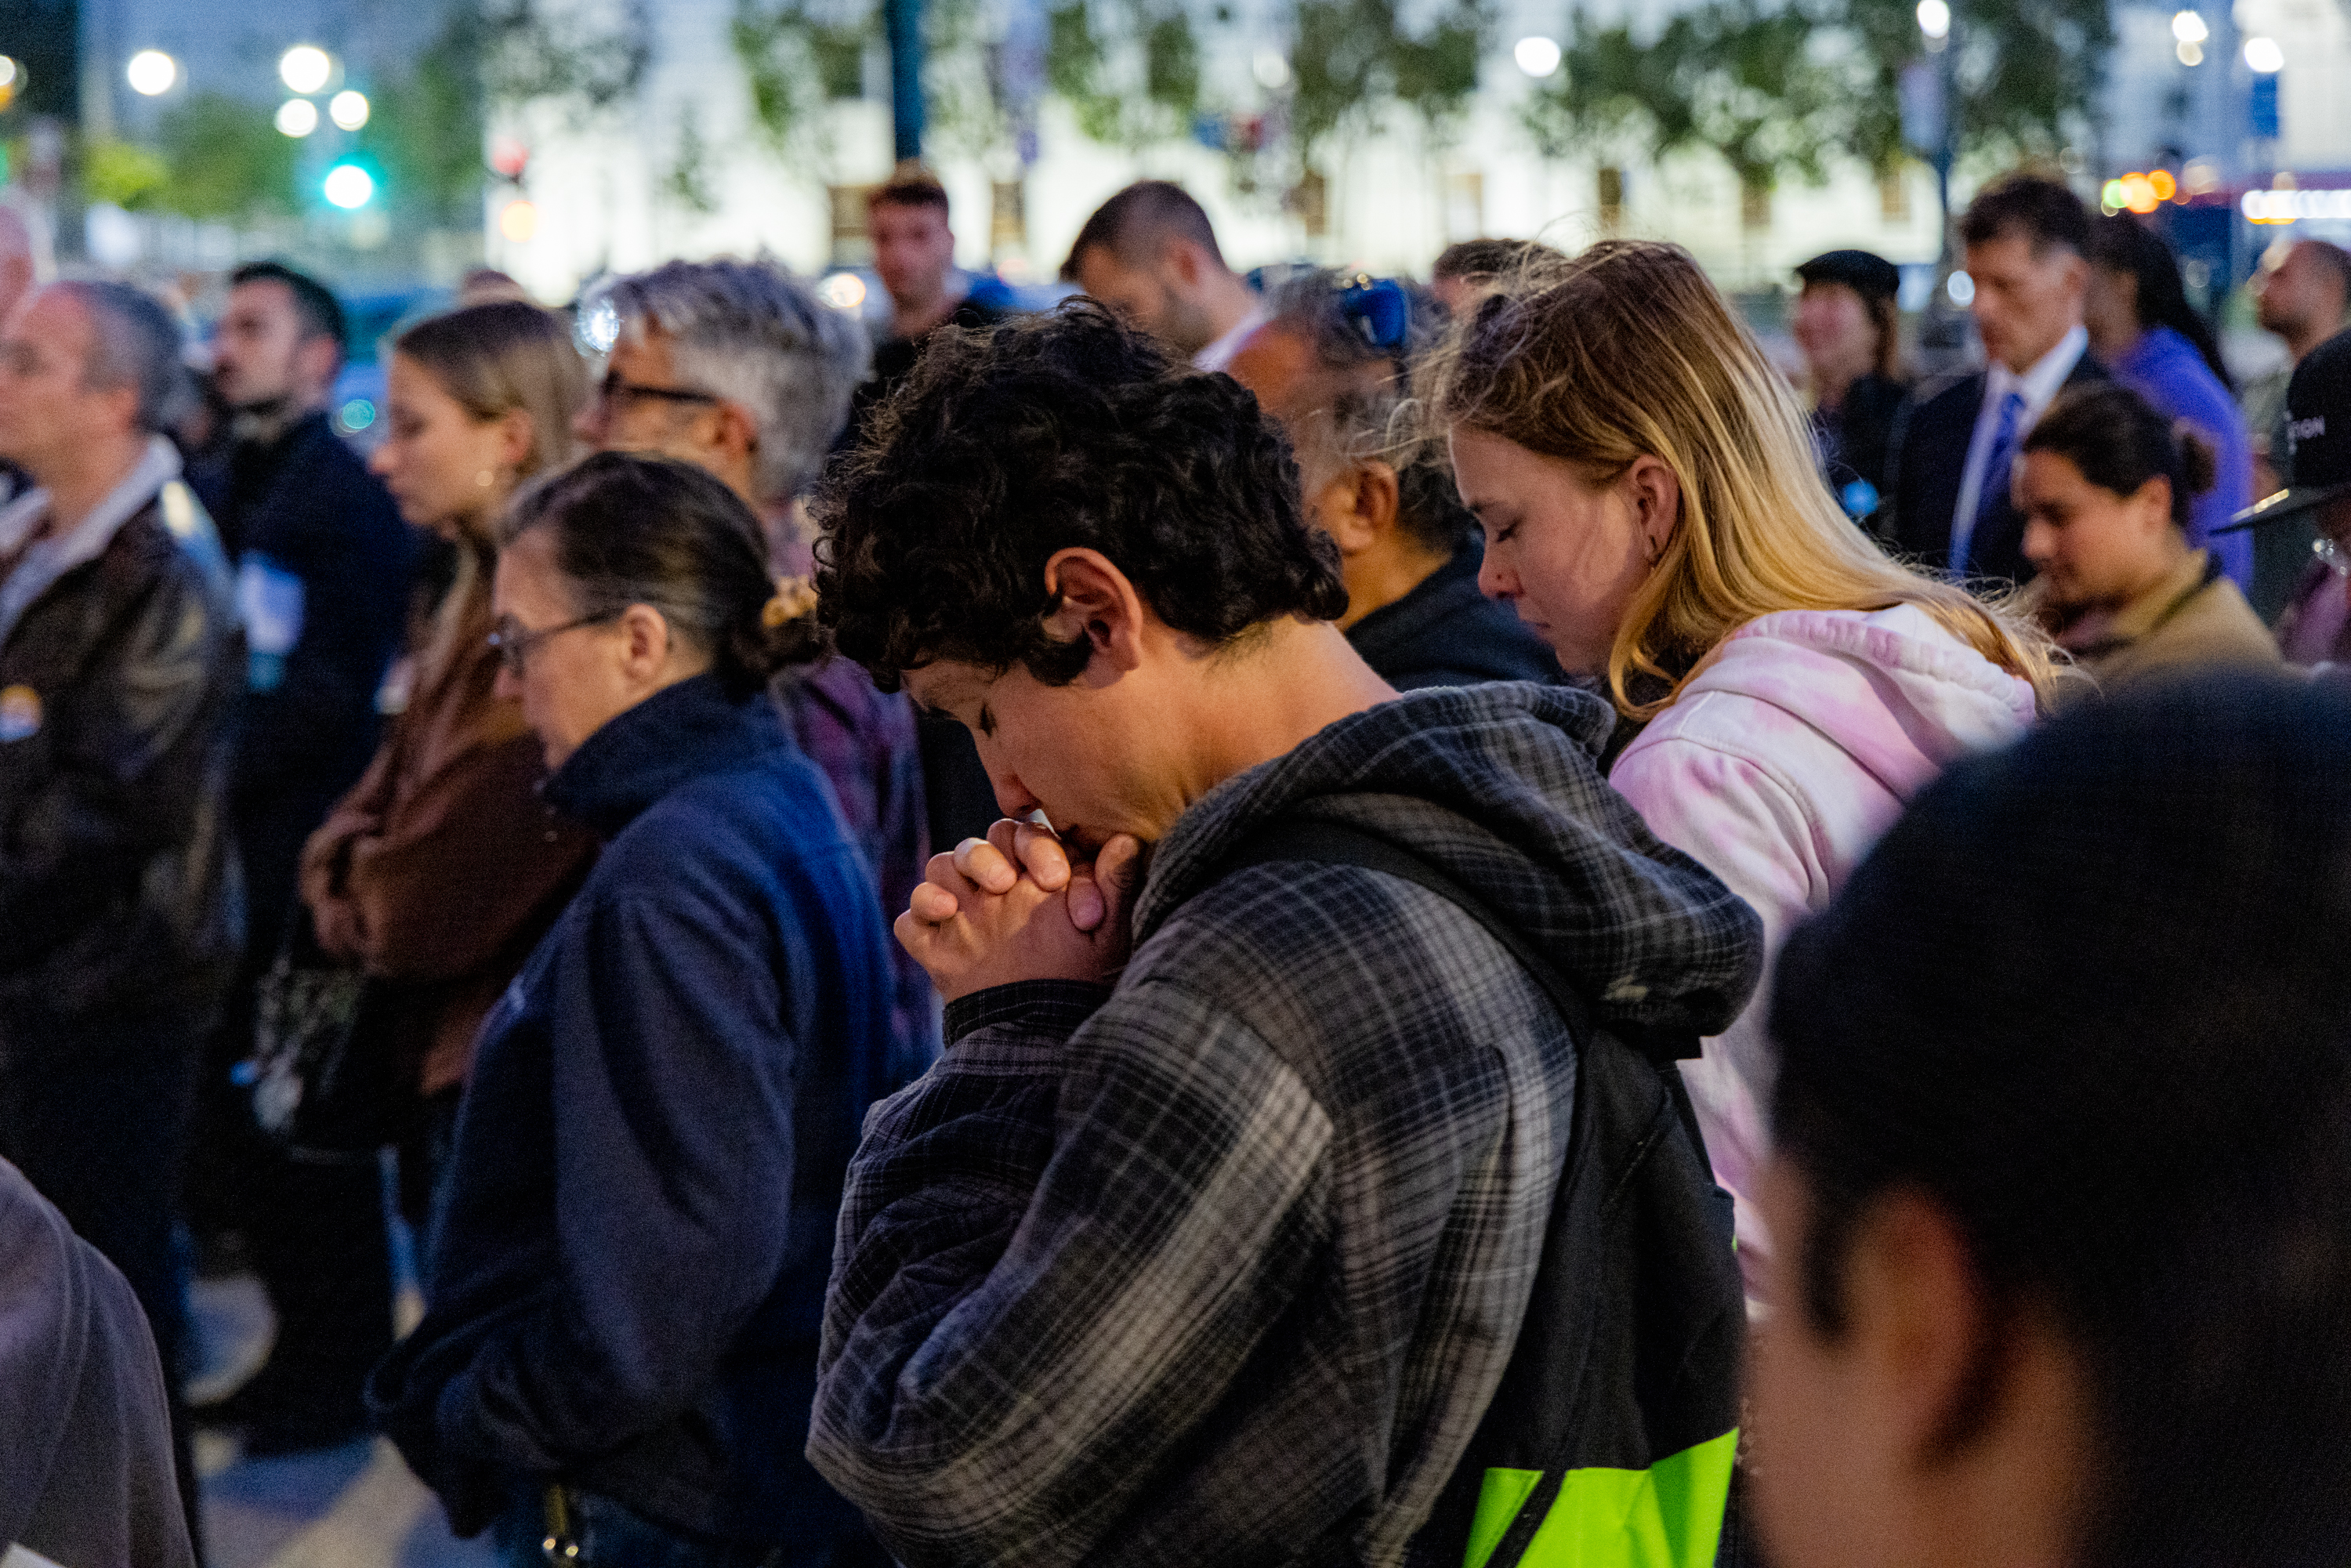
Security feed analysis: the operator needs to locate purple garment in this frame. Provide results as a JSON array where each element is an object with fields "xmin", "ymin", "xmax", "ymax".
[
  {"xmin": 773, "ymin": 657, "xmax": 940, "ymax": 1086},
  {"xmin": 2110, "ymin": 324, "xmax": 2255, "ymax": 590}
]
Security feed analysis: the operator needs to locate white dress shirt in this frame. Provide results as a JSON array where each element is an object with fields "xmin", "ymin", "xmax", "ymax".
[
  {"xmin": 1192, "ymin": 304, "xmax": 1268, "ymax": 374},
  {"xmin": 1949, "ymin": 323, "xmax": 2089, "ymax": 568}
]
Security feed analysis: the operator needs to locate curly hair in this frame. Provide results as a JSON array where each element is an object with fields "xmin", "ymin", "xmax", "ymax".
[{"xmin": 813, "ymin": 299, "xmax": 1346, "ymax": 688}]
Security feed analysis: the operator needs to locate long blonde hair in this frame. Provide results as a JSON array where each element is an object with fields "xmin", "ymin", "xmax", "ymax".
[
  {"xmin": 392, "ymin": 299, "xmax": 587, "ymax": 486},
  {"xmin": 1429, "ymin": 240, "xmax": 2052, "ymax": 718}
]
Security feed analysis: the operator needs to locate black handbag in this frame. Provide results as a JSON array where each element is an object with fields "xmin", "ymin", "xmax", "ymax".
[{"xmin": 238, "ymin": 905, "xmax": 417, "ymax": 1157}]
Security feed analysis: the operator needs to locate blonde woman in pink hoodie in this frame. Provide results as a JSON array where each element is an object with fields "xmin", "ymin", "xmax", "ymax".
[{"xmin": 1433, "ymin": 241, "xmax": 2052, "ymax": 1302}]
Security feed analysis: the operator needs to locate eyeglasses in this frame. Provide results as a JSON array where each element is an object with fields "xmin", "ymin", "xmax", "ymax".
[
  {"xmin": 1335, "ymin": 275, "xmax": 1411, "ymax": 354},
  {"xmin": 487, "ymin": 612, "xmax": 616, "ymax": 673},
  {"xmin": 593, "ymin": 373, "xmax": 720, "ymax": 409}
]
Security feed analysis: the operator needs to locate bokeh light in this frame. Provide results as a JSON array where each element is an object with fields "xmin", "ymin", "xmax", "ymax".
[
  {"xmin": 280, "ymin": 45, "xmax": 332, "ymax": 95},
  {"xmin": 329, "ymin": 90, "xmax": 370, "ymax": 131},
  {"xmin": 276, "ymin": 99, "xmax": 319, "ymax": 137},
  {"xmin": 1514, "ymin": 36, "xmax": 1563, "ymax": 78},
  {"xmin": 323, "ymin": 163, "xmax": 375, "ymax": 208},
  {"xmin": 126, "ymin": 50, "xmax": 177, "ymax": 96}
]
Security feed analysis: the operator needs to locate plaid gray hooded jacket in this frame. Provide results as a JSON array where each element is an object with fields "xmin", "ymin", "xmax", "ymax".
[{"xmin": 808, "ymin": 683, "xmax": 1761, "ymax": 1568}]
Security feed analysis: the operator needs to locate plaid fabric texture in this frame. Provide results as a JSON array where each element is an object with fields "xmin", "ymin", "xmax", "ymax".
[{"xmin": 809, "ymin": 683, "xmax": 1761, "ymax": 1568}]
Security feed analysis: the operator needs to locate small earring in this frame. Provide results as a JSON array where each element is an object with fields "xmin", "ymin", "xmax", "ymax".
[{"xmin": 476, "ymin": 469, "xmax": 497, "ymax": 488}]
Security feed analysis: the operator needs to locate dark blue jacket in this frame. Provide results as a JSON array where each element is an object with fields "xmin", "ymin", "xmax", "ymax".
[
  {"xmin": 369, "ymin": 674, "xmax": 898, "ymax": 1546},
  {"xmin": 1346, "ymin": 543, "xmax": 1559, "ymax": 691}
]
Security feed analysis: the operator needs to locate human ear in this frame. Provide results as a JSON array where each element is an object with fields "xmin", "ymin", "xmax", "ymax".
[
  {"xmin": 1165, "ymin": 241, "xmax": 1204, "ymax": 291},
  {"xmin": 1840, "ymin": 1188, "xmax": 2008, "ymax": 1467},
  {"xmin": 710, "ymin": 400, "xmax": 761, "ymax": 469},
  {"xmin": 1313, "ymin": 464, "xmax": 1394, "ymax": 556},
  {"xmin": 1040, "ymin": 548, "xmax": 1149, "ymax": 674},
  {"xmin": 494, "ymin": 408, "xmax": 536, "ymax": 474},
  {"xmin": 1625, "ymin": 455, "xmax": 1683, "ymax": 559},
  {"xmin": 297, "ymin": 335, "xmax": 342, "ymax": 396},
  {"xmin": 615, "ymin": 603, "xmax": 675, "ymax": 685}
]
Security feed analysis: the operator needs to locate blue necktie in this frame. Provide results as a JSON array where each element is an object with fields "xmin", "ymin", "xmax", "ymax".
[{"xmin": 1957, "ymin": 389, "xmax": 2027, "ymax": 574}]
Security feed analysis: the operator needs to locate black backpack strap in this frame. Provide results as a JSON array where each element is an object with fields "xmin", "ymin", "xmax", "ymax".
[{"xmin": 1223, "ymin": 814, "xmax": 1743, "ymax": 1568}]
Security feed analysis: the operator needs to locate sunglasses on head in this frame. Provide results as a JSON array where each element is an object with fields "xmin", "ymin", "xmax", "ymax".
[{"xmin": 1335, "ymin": 275, "xmax": 1411, "ymax": 353}]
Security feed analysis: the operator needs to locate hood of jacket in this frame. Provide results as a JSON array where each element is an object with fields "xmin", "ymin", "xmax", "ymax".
[
  {"xmin": 1133, "ymin": 681, "xmax": 1762, "ymax": 1039},
  {"xmin": 1637, "ymin": 604, "xmax": 2038, "ymax": 801},
  {"xmin": 544, "ymin": 672, "xmax": 789, "ymax": 838}
]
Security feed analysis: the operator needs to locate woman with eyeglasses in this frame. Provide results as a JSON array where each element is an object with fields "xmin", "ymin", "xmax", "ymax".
[
  {"xmin": 300, "ymin": 301, "xmax": 599, "ymax": 1207},
  {"xmin": 371, "ymin": 453, "xmax": 899, "ymax": 1568}
]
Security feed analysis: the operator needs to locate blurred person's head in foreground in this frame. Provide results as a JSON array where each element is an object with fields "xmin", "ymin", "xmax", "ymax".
[
  {"xmin": 2252, "ymin": 237, "xmax": 2351, "ymax": 360},
  {"xmin": 1958, "ymin": 175, "xmax": 2092, "ymax": 378},
  {"xmin": 1759, "ymin": 672, "xmax": 2351, "ymax": 1568},
  {"xmin": 1225, "ymin": 271, "xmax": 1470, "ymax": 627},
  {"xmin": 207, "ymin": 259, "xmax": 345, "ymax": 420},
  {"xmin": 371, "ymin": 299, "xmax": 585, "ymax": 549},
  {"xmin": 1791, "ymin": 249, "xmax": 1903, "ymax": 404},
  {"xmin": 2015, "ymin": 382, "xmax": 2215, "ymax": 615},
  {"xmin": 1061, "ymin": 181, "xmax": 1255, "ymax": 360},
  {"xmin": 868, "ymin": 167, "xmax": 962, "ymax": 337},
  {"xmin": 817, "ymin": 300, "xmax": 1369, "ymax": 855},
  {"xmin": 494, "ymin": 452, "xmax": 820, "ymax": 770},
  {"xmin": 575, "ymin": 259, "xmax": 869, "ymax": 534},
  {"xmin": 1428, "ymin": 237, "xmax": 1556, "ymax": 319},
  {"xmin": 0, "ymin": 281, "xmax": 188, "ymax": 489},
  {"xmin": 1432, "ymin": 238, "xmax": 2048, "ymax": 714}
]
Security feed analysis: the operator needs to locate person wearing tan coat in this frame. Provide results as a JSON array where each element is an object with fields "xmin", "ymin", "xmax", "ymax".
[
  {"xmin": 204, "ymin": 302, "xmax": 595, "ymax": 1456},
  {"xmin": 2014, "ymin": 382, "xmax": 2280, "ymax": 698}
]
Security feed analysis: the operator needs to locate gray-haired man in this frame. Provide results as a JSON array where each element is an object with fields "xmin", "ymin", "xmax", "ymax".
[
  {"xmin": 575, "ymin": 258, "xmax": 939, "ymax": 1090},
  {"xmin": 0, "ymin": 279, "xmax": 242, "ymax": 1555}
]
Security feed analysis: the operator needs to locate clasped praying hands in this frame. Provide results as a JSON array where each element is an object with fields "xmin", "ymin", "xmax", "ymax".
[{"xmin": 896, "ymin": 817, "xmax": 1145, "ymax": 1002}]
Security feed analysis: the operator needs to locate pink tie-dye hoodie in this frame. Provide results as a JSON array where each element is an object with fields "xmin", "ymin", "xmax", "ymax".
[{"xmin": 1610, "ymin": 603, "xmax": 2039, "ymax": 1305}]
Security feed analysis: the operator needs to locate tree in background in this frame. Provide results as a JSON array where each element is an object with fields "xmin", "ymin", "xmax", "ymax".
[
  {"xmin": 1048, "ymin": 0, "xmax": 1205, "ymax": 155},
  {"xmin": 1526, "ymin": 0, "xmax": 2108, "ymax": 219}
]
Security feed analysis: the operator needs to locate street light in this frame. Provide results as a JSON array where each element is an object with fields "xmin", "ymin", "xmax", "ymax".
[
  {"xmin": 323, "ymin": 163, "xmax": 375, "ymax": 209},
  {"xmin": 329, "ymin": 90, "xmax": 369, "ymax": 131},
  {"xmin": 279, "ymin": 45, "xmax": 332, "ymax": 96},
  {"xmin": 2244, "ymin": 36, "xmax": 2285, "ymax": 73},
  {"xmin": 1514, "ymin": 36, "xmax": 1563, "ymax": 78},
  {"xmin": 126, "ymin": 49, "xmax": 177, "ymax": 96},
  {"xmin": 275, "ymin": 99, "xmax": 319, "ymax": 137}
]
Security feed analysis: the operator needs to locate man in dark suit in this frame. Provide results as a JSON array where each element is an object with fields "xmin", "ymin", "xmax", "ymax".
[{"xmin": 1889, "ymin": 176, "xmax": 2106, "ymax": 588}]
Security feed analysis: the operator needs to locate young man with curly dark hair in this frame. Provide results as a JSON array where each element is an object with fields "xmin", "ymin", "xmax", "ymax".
[{"xmin": 806, "ymin": 302, "xmax": 1765, "ymax": 1568}]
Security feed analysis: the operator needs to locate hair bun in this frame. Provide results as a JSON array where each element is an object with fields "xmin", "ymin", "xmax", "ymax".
[
  {"xmin": 2173, "ymin": 422, "xmax": 2219, "ymax": 501},
  {"xmin": 732, "ymin": 573, "xmax": 828, "ymax": 679}
]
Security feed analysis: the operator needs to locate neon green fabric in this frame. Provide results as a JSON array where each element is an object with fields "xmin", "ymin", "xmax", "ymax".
[{"xmin": 1462, "ymin": 1429, "xmax": 1738, "ymax": 1568}]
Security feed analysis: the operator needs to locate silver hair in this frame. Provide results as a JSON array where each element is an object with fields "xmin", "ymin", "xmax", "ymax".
[
  {"xmin": 55, "ymin": 281, "xmax": 190, "ymax": 434},
  {"xmin": 583, "ymin": 259, "xmax": 871, "ymax": 504},
  {"xmin": 1259, "ymin": 270, "xmax": 1472, "ymax": 555}
]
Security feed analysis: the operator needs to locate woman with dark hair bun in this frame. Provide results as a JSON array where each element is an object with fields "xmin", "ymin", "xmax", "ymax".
[
  {"xmin": 2016, "ymin": 382, "xmax": 2278, "ymax": 694},
  {"xmin": 2084, "ymin": 214, "xmax": 2255, "ymax": 588},
  {"xmin": 369, "ymin": 451, "xmax": 902, "ymax": 1567}
]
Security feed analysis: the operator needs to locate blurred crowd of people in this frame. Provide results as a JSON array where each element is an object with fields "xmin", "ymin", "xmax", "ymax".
[{"xmin": 0, "ymin": 160, "xmax": 2345, "ymax": 1568}]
